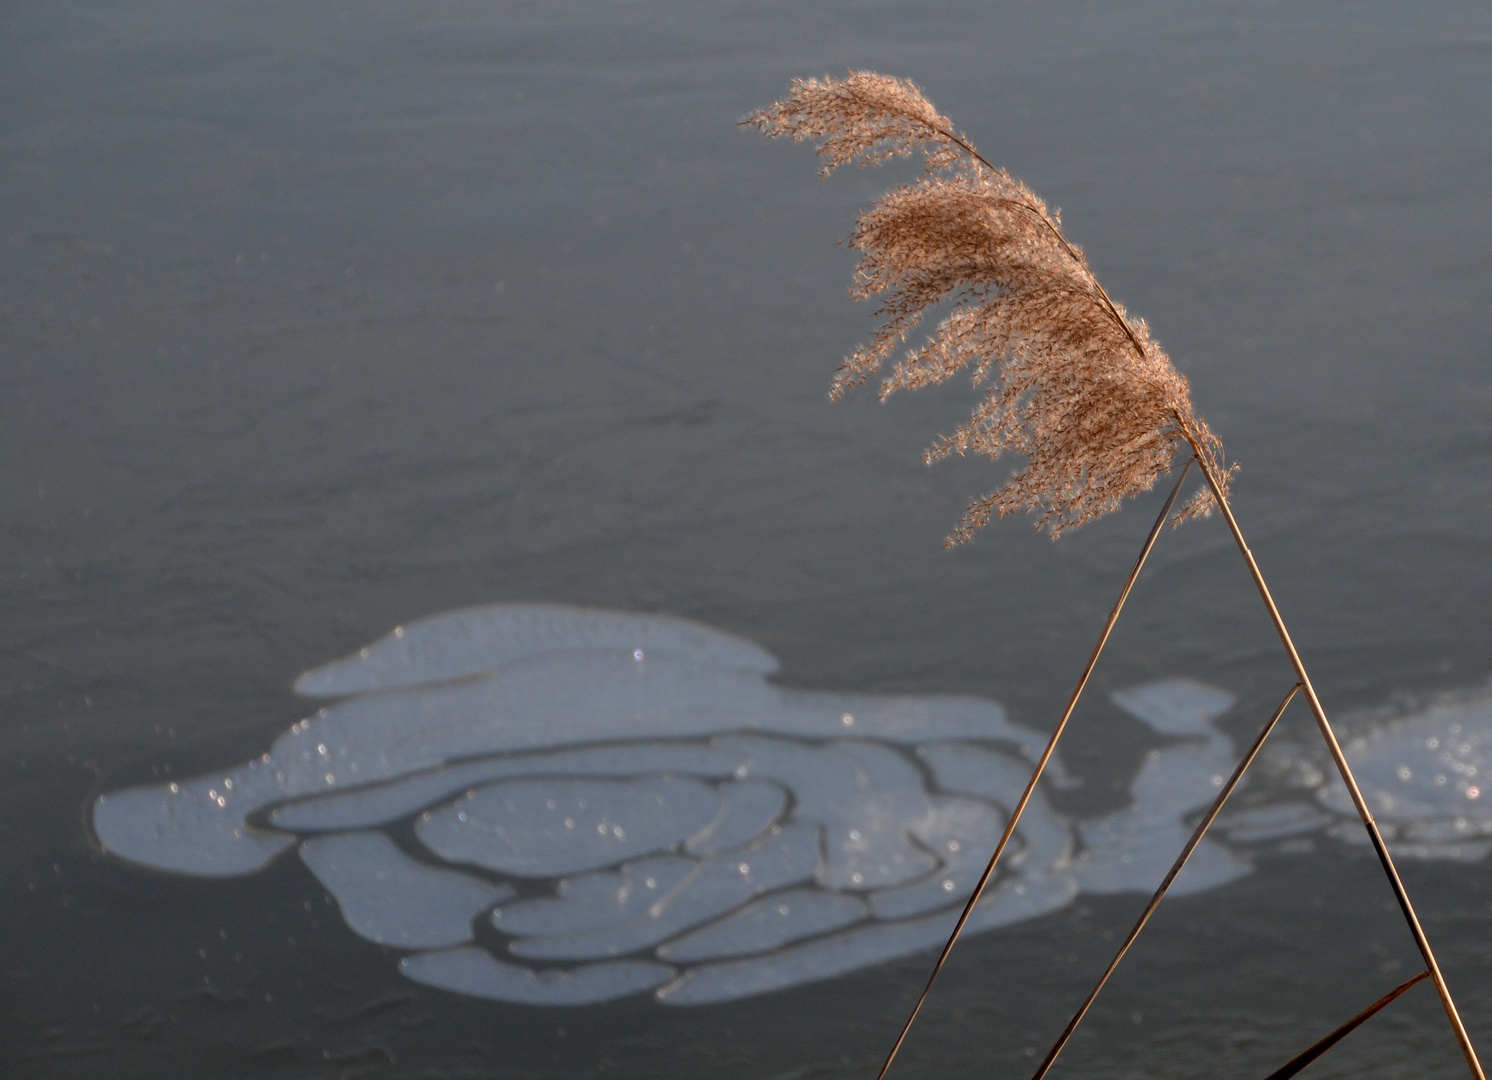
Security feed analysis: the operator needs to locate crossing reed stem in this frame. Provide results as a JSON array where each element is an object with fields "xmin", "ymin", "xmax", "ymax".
[
  {"xmin": 872, "ymin": 460, "xmax": 1193, "ymax": 1080},
  {"xmin": 1190, "ymin": 447, "xmax": 1486, "ymax": 1080}
]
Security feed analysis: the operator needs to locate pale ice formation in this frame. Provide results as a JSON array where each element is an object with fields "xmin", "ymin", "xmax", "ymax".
[
  {"xmin": 1074, "ymin": 679, "xmax": 1253, "ymax": 896},
  {"xmin": 1221, "ymin": 692, "xmax": 1492, "ymax": 861},
  {"xmin": 90, "ymin": 603, "xmax": 1492, "ymax": 1007}
]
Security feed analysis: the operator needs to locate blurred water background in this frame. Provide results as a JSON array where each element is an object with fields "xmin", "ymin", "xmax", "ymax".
[{"xmin": 3, "ymin": 1, "xmax": 1491, "ymax": 1077}]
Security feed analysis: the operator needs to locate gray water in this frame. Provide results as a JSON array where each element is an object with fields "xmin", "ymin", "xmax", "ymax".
[{"xmin": 4, "ymin": 1, "xmax": 1492, "ymax": 1077}]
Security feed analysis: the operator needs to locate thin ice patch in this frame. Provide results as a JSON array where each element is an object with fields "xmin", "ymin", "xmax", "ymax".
[
  {"xmin": 99, "ymin": 605, "xmax": 1472, "ymax": 1008},
  {"xmin": 300, "ymin": 831, "xmax": 512, "ymax": 948}
]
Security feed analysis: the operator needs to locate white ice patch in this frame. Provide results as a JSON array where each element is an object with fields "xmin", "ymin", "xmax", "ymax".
[
  {"xmin": 658, "ymin": 888, "xmax": 868, "ymax": 962},
  {"xmin": 1309, "ymin": 694, "xmax": 1492, "ymax": 860},
  {"xmin": 1111, "ymin": 677, "xmax": 1237, "ymax": 738},
  {"xmin": 401, "ymin": 947, "xmax": 676, "ymax": 1005},
  {"xmin": 1076, "ymin": 678, "xmax": 1250, "ymax": 895},
  {"xmin": 92, "ymin": 604, "xmax": 1081, "ymax": 1005},
  {"xmin": 271, "ymin": 743, "xmax": 746, "ymax": 832},
  {"xmin": 92, "ymin": 758, "xmax": 295, "ymax": 877},
  {"xmin": 300, "ymin": 831, "xmax": 514, "ymax": 948},
  {"xmin": 293, "ymin": 602, "xmax": 780, "ymax": 697},
  {"xmin": 506, "ymin": 823, "xmax": 823, "ymax": 961},
  {"xmin": 491, "ymin": 855, "xmax": 699, "ymax": 937},
  {"xmin": 415, "ymin": 776, "xmax": 723, "ymax": 877},
  {"xmin": 1214, "ymin": 802, "xmax": 1335, "ymax": 845},
  {"xmin": 90, "ymin": 604, "xmax": 1488, "ymax": 1007}
]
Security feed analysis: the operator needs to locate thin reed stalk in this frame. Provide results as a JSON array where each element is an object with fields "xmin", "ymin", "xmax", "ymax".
[
  {"xmin": 747, "ymin": 70, "xmax": 1485, "ymax": 1080},
  {"xmin": 1190, "ymin": 449, "xmax": 1487, "ymax": 1080},
  {"xmin": 1029, "ymin": 681, "xmax": 1301, "ymax": 1080},
  {"xmin": 1261, "ymin": 971, "xmax": 1429, "ymax": 1080},
  {"xmin": 873, "ymin": 460, "xmax": 1191, "ymax": 1080}
]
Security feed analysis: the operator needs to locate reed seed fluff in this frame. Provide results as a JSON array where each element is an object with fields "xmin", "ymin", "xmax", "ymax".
[{"xmin": 746, "ymin": 71, "xmax": 1234, "ymax": 540}]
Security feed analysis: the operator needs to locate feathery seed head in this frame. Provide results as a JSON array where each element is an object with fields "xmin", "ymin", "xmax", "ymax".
[{"xmin": 748, "ymin": 72, "xmax": 1233, "ymax": 542}]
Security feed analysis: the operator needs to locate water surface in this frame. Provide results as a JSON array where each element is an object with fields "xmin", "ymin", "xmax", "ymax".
[{"xmin": 4, "ymin": 1, "xmax": 1491, "ymax": 1077}]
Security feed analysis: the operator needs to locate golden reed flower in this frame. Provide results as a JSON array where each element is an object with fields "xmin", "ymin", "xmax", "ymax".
[{"xmin": 746, "ymin": 72, "xmax": 1234, "ymax": 542}]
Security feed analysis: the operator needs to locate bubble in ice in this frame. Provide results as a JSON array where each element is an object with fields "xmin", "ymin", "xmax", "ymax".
[{"xmin": 89, "ymin": 604, "xmax": 1487, "ymax": 1008}]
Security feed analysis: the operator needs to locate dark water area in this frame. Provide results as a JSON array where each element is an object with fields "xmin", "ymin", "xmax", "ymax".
[{"xmin": 4, "ymin": 1, "xmax": 1492, "ymax": 1077}]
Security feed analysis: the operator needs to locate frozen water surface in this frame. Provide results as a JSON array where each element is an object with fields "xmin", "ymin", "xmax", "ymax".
[
  {"xmin": 400, "ymin": 947, "xmax": 676, "ymax": 1005},
  {"xmin": 92, "ymin": 759, "xmax": 295, "ymax": 876},
  {"xmin": 658, "ymin": 889, "xmax": 869, "ymax": 962},
  {"xmin": 917, "ymin": 743, "xmax": 1073, "ymax": 871},
  {"xmin": 1111, "ymin": 678, "xmax": 1237, "ymax": 737},
  {"xmin": 491, "ymin": 855, "xmax": 700, "ymax": 937},
  {"xmin": 416, "ymin": 776, "xmax": 723, "ymax": 876},
  {"xmin": 684, "ymin": 779, "xmax": 788, "ymax": 856},
  {"xmin": 92, "ymin": 605, "xmax": 1492, "ymax": 1007},
  {"xmin": 869, "ymin": 797, "xmax": 1009, "ymax": 919},
  {"xmin": 1076, "ymin": 679, "xmax": 1250, "ymax": 895},
  {"xmin": 1310, "ymin": 694, "xmax": 1492, "ymax": 859},
  {"xmin": 715, "ymin": 736, "xmax": 940, "ymax": 891},
  {"xmin": 1214, "ymin": 802, "xmax": 1335, "ymax": 844},
  {"xmin": 507, "ymin": 823, "xmax": 823, "ymax": 960},
  {"xmin": 659, "ymin": 872, "xmax": 1079, "ymax": 1006},
  {"xmin": 294, "ymin": 603, "xmax": 781, "ymax": 698},
  {"xmin": 299, "ymin": 831, "xmax": 513, "ymax": 948},
  {"xmin": 271, "ymin": 742, "xmax": 746, "ymax": 832}
]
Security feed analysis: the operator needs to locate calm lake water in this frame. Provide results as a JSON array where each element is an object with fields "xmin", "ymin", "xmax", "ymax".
[{"xmin": 4, "ymin": 1, "xmax": 1492, "ymax": 1077}]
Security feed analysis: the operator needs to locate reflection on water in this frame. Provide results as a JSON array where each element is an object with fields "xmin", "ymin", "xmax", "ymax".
[{"xmin": 92, "ymin": 604, "xmax": 1492, "ymax": 1008}]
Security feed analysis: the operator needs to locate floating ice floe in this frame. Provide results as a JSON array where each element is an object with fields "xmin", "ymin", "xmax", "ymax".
[
  {"xmin": 1227, "ymin": 693, "xmax": 1492, "ymax": 861},
  {"xmin": 90, "ymin": 603, "xmax": 1492, "ymax": 1007},
  {"xmin": 1074, "ymin": 678, "xmax": 1252, "ymax": 896}
]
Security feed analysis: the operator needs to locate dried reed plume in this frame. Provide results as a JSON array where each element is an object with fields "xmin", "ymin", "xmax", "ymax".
[{"xmin": 746, "ymin": 72, "xmax": 1234, "ymax": 542}]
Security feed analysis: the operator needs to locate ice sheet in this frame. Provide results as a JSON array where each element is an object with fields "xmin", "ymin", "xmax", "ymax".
[
  {"xmin": 1214, "ymin": 802, "xmax": 1335, "ymax": 844},
  {"xmin": 1076, "ymin": 686, "xmax": 1251, "ymax": 895},
  {"xmin": 683, "ymin": 779, "xmax": 786, "ymax": 856},
  {"xmin": 400, "ymin": 946, "xmax": 676, "ymax": 1005},
  {"xmin": 1318, "ymin": 699, "xmax": 1492, "ymax": 823},
  {"xmin": 657, "ymin": 889, "xmax": 868, "ymax": 962},
  {"xmin": 92, "ymin": 758, "xmax": 295, "ymax": 876},
  {"xmin": 508, "ymin": 823, "xmax": 823, "ymax": 960},
  {"xmin": 415, "ymin": 776, "xmax": 722, "ymax": 876},
  {"xmin": 715, "ymin": 737, "xmax": 939, "ymax": 891},
  {"xmin": 868, "ymin": 796, "xmax": 1008, "ymax": 919},
  {"xmin": 491, "ymin": 855, "xmax": 699, "ymax": 937},
  {"xmin": 299, "ymin": 831, "xmax": 512, "ymax": 948},
  {"xmin": 1111, "ymin": 678, "xmax": 1237, "ymax": 736},
  {"xmin": 294, "ymin": 603, "xmax": 780, "ymax": 697},
  {"xmin": 917, "ymin": 742, "xmax": 1073, "ymax": 871},
  {"xmin": 658, "ymin": 872, "xmax": 1076, "ymax": 1006},
  {"xmin": 270, "ymin": 742, "xmax": 745, "ymax": 831},
  {"xmin": 91, "ymin": 606, "xmax": 1028, "ymax": 882},
  {"xmin": 109, "ymin": 604, "xmax": 1446, "ymax": 1009}
]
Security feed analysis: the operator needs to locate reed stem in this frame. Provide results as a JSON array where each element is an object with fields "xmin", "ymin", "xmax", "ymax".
[
  {"xmin": 872, "ymin": 460, "xmax": 1193, "ymax": 1080},
  {"xmin": 1028, "ymin": 682, "xmax": 1302, "ymax": 1080},
  {"xmin": 1261, "ymin": 971, "xmax": 1430, "ymax": 1080},
  {"xmin": 1189, "ymin": 447, "xmax": 1486, "ymax": 1080}
]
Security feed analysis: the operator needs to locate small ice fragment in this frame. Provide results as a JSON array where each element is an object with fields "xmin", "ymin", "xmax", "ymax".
[{"xmin": 1111, "ymin": 678, "xmax": 1236, "ymax": 736}]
